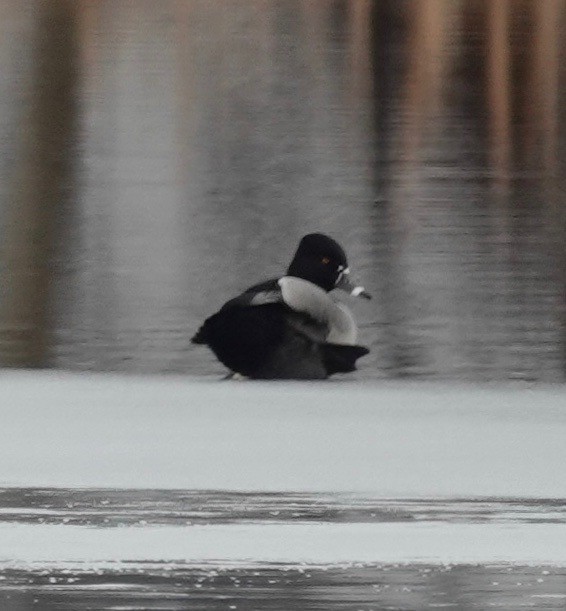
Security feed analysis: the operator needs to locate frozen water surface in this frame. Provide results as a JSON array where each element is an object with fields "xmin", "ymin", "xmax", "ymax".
[
  {"xmin": 1, "ymin": 522, "xmax": 566, "ymax": 567},
  {"xmin": 1, "ymin": 371, "xmax": 565, "ymax": 496},
  {"xmin": 0, "ymin": 372, "xmax": 565, "ymax": 609}
]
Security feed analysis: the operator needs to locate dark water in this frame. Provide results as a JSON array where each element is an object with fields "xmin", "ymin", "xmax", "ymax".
[
  {"xmin": 2, "ymin": 563, "xmax": 566, "ymax": 611},
  {"xmin": 0, "ymin": 0, "xmax": 565, "ymax": 381},
  {"xmin": 1, "ymin": 489, "xmax": 566, "ymax": 527}
]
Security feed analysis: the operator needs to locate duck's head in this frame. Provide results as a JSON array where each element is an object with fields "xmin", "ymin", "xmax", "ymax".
[{"xmin": 287, "ymin": 233, "xmax": 371, "ymax": 298}]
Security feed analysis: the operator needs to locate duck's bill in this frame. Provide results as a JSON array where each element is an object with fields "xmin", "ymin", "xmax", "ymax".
[
  {"xmin": 350, "ymin": 285, "xmax": 372, "ymax": 299},
  {"xmin": 335, "ymin": 270, "xmax": 372, "ymax": 299}
]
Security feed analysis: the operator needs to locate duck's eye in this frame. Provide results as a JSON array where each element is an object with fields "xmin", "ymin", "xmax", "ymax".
[{"xmin": 321, "ymin": 257, "xmax": 330, "ymax": 265}]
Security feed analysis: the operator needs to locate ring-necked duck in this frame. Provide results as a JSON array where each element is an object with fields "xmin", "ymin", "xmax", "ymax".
[{"xmin": 192, "ymin": 233, "xmax": 370, "ymax": 379}]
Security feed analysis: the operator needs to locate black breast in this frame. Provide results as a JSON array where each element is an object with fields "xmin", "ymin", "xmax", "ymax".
[
  {"xmin": 192, "ymin": 303, "xmax": 287, "ymax": 377},
  {"xmin": 193, "ymin": 301, "xmax": 336, "ymax": 378}
]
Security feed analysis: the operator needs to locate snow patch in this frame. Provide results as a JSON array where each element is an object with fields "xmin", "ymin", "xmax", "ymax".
[
  {"xmin": 0, "ymin": 371, "xmax": 565, "ymax": 497},
  {"xmin": 0, "ymin": 522, "xmax": 566, "ymax": 567}
]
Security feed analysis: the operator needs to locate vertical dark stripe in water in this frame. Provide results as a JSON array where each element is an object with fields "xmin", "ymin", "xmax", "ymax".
[
  {"xmin": 0, "ymin": 0, "xmax": 79, "ymax": 367},
  {"xmin": 562, "ymin": 5, "xmax": 566, "ymax": 379},
  {"xmin": 368, "ymin": 2, "xmax": 420, "ymax": 377}
]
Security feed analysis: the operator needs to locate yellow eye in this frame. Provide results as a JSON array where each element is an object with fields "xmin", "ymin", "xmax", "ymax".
[{"xmin": 321, "ymin": 257, "xmax": 330, "ymax": 264}]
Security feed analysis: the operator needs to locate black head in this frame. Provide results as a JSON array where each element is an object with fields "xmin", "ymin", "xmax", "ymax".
[{"xmin": 287, "ymin": 233, "xmax": 348, "ymax": 292}]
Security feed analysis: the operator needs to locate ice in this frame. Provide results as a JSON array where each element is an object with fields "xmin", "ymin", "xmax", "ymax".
[
  {"xmin": 0, "ymin": 370, "xmax": 565, "ymax": 498},
  {"xmin": 0, "ymin": 521, "xmax": 566, "ymax": 567}
]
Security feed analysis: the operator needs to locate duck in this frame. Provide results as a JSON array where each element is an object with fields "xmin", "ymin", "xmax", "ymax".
[{"xmin": 192, "ymin": 233, "xmax": 371, "ymax": 379}]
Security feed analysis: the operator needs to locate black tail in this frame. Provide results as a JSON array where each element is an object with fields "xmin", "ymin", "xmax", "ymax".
[{"xmin": 321, "ymin": 343, "xmax": 369, "ymax": 375}]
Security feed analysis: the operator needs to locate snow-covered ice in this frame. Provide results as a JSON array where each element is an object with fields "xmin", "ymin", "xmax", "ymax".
[
  {"xmin": 0, "ymin": 371, "xmax": 565, "ymax": 578},
  {"xmin": 1, "ymin": 371, "xmax": 565, "ymax": 497},
  {"xmin": 1, "ymin": 521, "xmax": 566, "ymax": 568}
]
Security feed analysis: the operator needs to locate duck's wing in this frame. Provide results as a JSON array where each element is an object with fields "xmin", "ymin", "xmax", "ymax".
[
  {"xmin": 231, "ymin": 276, "xmax": 362, "ymax": 346},
  {"xmin": 236, "ymin": 278, "xmax": 330, "ymax": 344},
  {"xmin": 219, "ymin": 279, "xmax": 282, "ymax": 309}
]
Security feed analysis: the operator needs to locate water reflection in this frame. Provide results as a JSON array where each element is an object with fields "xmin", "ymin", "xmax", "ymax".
[
  {"xmin": 0, "ymin": 0, "xmax": 564, "ymax": 380},
  {"xmin": 0, "ymin": 0, "xmax": 78, "ymax": 368}
]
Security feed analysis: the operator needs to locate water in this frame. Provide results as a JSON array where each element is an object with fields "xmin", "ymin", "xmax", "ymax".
[
  {"xmin": 2, "ymin": 562, "xmax": 564, "ymax": 611},
  {"xmin": 0, "ymin": 0, "xmax": 564, "ymax": 381}
]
